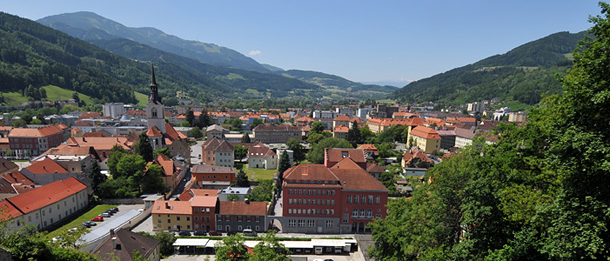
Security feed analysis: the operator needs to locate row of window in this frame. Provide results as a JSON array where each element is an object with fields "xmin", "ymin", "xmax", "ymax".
[
  {"xmin": 287, "ymin": 219, "xmax": 334, "ymax": 228},
  {"xmin": 158, "ymin": 216, "xmax": 191, "ymax": 223},
  {"xmin": 288, "ymin": 198, "xmax": 335, "ymax": 206},
  {"xmin": 194, "ymin": 216, "xmax": 211, "ymax": 222},
  {"xmin": 288, "ymin": 189, "xmax": 336, "ymax": 196},
  {"xmin": 217, "ymin": 224, "xmax": 261, "ymax": 232},
  {"xmin": 217, "ymin": 215, "xmax": 262, "ymax": 222},
  {"xmin": 203, "ymin": 175, "xmax": 231, "ymax": 180},
  {"xmin": 194, "ymin": 207, "xmax": 211, "ymax": 213},
  {"xmin": 346, "ymin": 195, "xmax": 380, "ymax": 204},
  {"xmin": 288, "ymin": 208, "xmax": 335, "ymax": 216}
]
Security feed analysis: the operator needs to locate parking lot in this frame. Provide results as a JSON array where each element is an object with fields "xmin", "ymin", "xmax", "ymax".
[{"xmin": 161, "ymin": 253, "xmax": 361, "ymax": 261}]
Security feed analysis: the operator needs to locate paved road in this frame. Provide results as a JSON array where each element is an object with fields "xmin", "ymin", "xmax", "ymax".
[{"xmin": 191, "ymin": 140, "xmax": 204, "ymax": 165}]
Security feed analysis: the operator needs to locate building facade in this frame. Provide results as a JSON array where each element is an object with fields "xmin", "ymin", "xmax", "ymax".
[{"xmin": 216, "ymin": 201, "xmax": 268, "ymax": 233}]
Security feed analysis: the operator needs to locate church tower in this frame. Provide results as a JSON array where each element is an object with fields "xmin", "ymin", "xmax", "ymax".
[{"xmin": 146, "ymin": 64, "xmax": 166, "ymax": 134}]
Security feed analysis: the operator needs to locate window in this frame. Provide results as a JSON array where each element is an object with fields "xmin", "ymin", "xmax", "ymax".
[
  {"xmin": 354, "ymin": 196, "xmax": 359, "ymax": 204},
  {"xmin": 325, "ymin": 220, "xmax": 334, "ymax": 228},
  {"xmin": 218, "ymin": 225, "xmax": 222, "ymax": 230},
  {"xmin": 362, "ymin": 195, "xmax": 366, "ymax": 204},
  {"xmin": 195, "ymin": 216, "xmax": 199, "ymax": 221},
  {"xmin": 343, "ymin": 213, "xmax": 349, "ymax": 223},
  {"xmin": 360, "ymin": 209, "xmax": 365, "ymax": 217},
  {"xmin": 256, "ymin": 226, "xmax": 260, "ymax": 231},
  {"xmin": 289, "ymin": 220, "xmax": 296, "ymax": 227},
  {"xmin": 187, "ymin": 217, "xmax": 190, "ymax": 221},
  {"xmin": 367, "ymin": 209, "xmax": 373, "ymax": 218},
  {"xmin": 352, "ymin": 209, "xmax": 358, "ymax": 218},
  {"xmin": 347, "ymin": 195, "xmax": 352, "ymax": 204},
  {"xmin": 298, "ymin": 220, "xmax": 305, "ymax": 227},
  {"xmin": 206, "ymin": 208, "xmax": 210, "ymax": 213},
  {"xmin": 168, "ymin": 219, "xmax": 171, "ymax": 223},
  {"xmin": 177, "ymin": 216, "xmax": 181, "ymax": 221},
  {"xmin": 308, "ymin": 220, "xmax": 315, "ymax": 227},
  {"xmin": 375, "ymin": 195, "xmax": 380, "ymax": 204},
  {"xmin": 238, "ymin": 225, "xmax": 242, "ymax": 231},
  {"xmin": 368, "ymin": 195, "xmax": 374, "ymax": 204}
]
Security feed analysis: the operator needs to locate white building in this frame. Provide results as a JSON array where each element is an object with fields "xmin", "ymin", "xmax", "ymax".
[{"xmin": 103, "ymin": 103, "xmax": 126, "ymax": 119}]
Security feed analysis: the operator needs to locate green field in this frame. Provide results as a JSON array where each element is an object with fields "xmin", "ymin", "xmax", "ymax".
[
  {"xmin": 134, "ymin": 91, "xmax": 148, "ymax": 106},
  {"xmin": 235, "ymin": 163, "xmax": 277, "ymax": 181},
  {"xmin": 41, "ymin": 85, "xmax": 94, "ymax": 105},
  {"xmin": 46, "ymin": 204, "xmax": 118, "ymax": 239},
  {"xmin": 1, "ymin": 92, "xmax": 28, "ymax": 105}
]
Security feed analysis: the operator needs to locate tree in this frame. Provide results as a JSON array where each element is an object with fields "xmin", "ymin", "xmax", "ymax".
[
  {"xmin": 347, "ymin": 120, "xmax": 361, "ymax": 146},
  {"xmin": 241, "ymin": 133, "xmax": 251, "ymax": 143},
  {"xmin": 215, "ymin": 233, "xmax": 250, "ymax": 261},
  {"xmin": 249, "ymin": 179, "xmax": 274, "ymax": 202},
  {"xmin": 188, "ymin": 127, "xmax": 204, "ymax": 139},
  {"xmin": 286, "ymin": 138, "xmax": 304, "ymax": 163},
  {"xmin": 86, "ymin": 161, "xmax": 106, "ymax": 196},
  {"xmin": 153, "ymin": 147, "xmax": 171, "ymax": 159},
  {"xmin": 306, "ymin": 137, "xmax": 352, "ymax": 164},
  {"xmin": 277, "ymin": 151, "xmax": 291, "ymax": 187},
  {"xmin": 227, "ymin": 194, "xmax": 240, "ymax": 201},
  {"xmin": 234, "ymin": 145, "xmax": 248, "ymax": 162},
  {"xmin": 235, "ymin": 170, "xmax": 250, "ymax": 187},
  {"xmin": 163, "ymin": 97, "xmax": 178, "ymax": 107},
  {"xmin": 251, "ymin": 118, "xmax": 264, "ymax": 129},
  {"xmin": 134, "ymin": 132, "xmax": 154, "ymax": 162},
  {"xmin": 186, "ymin": 108, "xmax": 195, "ymax": 126},
  {"xmin": 309, "ymin": 121, "xmax": 325, "ymax": 135},
  {"xmin": 250, "ymin": 230, "xmax": 290, "ymax": 261},
  {"xmin": 142, "ymin": 164, "xmax": 166, "ymax": 194},
  {"xmin": 12, "ymin": 119, "xmax": 27, "ymax": 128}
]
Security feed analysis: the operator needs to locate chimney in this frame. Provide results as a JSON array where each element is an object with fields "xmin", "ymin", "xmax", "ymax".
[
  {"xmin": 245, "ymin": 199, "xmax": 250, "ymax": 205},
  {"xmin": 165, "ymin": 202, "xmax": 169, "ymax": 209},
  {"xmin": 82, "ymin": 137, "xmax": 86, "ymax": 142}
]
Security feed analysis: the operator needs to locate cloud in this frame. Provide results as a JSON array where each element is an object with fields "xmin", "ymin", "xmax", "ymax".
[{"xmin": 249, "ymin": 50, "xmax": 262, "ymax": 56}]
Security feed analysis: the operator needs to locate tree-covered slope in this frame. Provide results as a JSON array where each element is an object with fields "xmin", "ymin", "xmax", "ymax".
[
  {"xmin": 390, "ymin": 31, "xmax": 588, "ymax": 105},
  {"xmin": 37, "ymin": 11, "xmax": 270, "ymax": 73},
  {"xmin": 280, "ymin": 69, "xmax": 398, "ymax": 100}
]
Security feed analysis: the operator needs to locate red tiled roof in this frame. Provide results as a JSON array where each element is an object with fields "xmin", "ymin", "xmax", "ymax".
[
  {"xmin": 410, "ymin": 126, "xmax": 441, "ymax": 140},
  {"xmin": 283, "ymin": 164, "xmax": 339, "ymax": 182},
  {"xmin": 330, "ymin": 157, "xmax": 388, "ymax": 191},
  {"xmin": 165, "ymin": 123, "xmax": 187, "ymax": 140},
  {"xmin": 325, "ymin": 148, "xmax": 366, "ymax": 163},
  {"xmin": 178, "ymin": 188, "xmax": 219, "ymax": 201},
  {"xmin": 333, "ymin": 115, "xmax": 352, "ymax": 122},
  {"xmin": 67, "ymin": 136, "xmax": 132, "ymax": 151},
  {"xmin": 191, "ymin": 165, "xmax": 236, "ymax": 174},
  {"xmin": 248, "ymin": 143, "xmax": 276, "ymax": 158},
  {"xmin": 146, "ymin": 126, "xmax": 163, "ymax": 137},
  {"xmin": 152, "ymin": 200, "xmax": 193, "ymax": 215},
  {"xmin": 190, "ymin": 195, "xmax": 218, "ymax": 207},
  {"xmin": 0, "ymin": 200, "xmax": 22, "ymax": 220},
  {"xmin": 7, "ymin": 177, "xmax": 87, "ymax": 214},
  {"xmin": 77, "ymin": 111, "xmax": 102, "ymax": 120},
  {"xmin": 333, "ymin": 125, "xmax": 349, "ymax": 133},
  {"xmin": 366, "ymin": 162, "xmax": 387, "ymax": 173},
  {"xmin": 253, "ymin": 123, "xmax": 300, "ymax": 131},
  {"xmin": 26, "ymin": 158, "xmax": 68, "ymax": 174},
  {"xmin": 8, "ymin": 125, "xmax": 65, "ymax": 138},
  {"xmin": 219, "ymin": 201, "xmax": 267, "ymax": 215},
  {"xmin": 2, "ymin": 171, "xmax": 34, "ymax": 185},
  {"xmin": 203, "ymin": 137, "xmax": 234, "ymax": 152},
  {"xmin": 155, "ymin": 154, "xmax": 175, "ymax": 177},
  {"xmin": 357, "ymin": 144, "xmax": 377, "ymax": 151},
  {"xmin": 402, "ymin": 148, "xmax": 433, "ymax": 165}
]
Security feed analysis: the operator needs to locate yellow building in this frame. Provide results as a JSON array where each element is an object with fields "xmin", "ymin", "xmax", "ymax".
[
  {"xmin": 152, "ymin": 200, "xmax": 193, "ymax": 231},
  {"xmin": 408, "ymin": 126, "xmax": 441, "ymax": 153}
]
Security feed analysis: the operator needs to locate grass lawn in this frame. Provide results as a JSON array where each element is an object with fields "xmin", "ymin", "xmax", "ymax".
[
  {"xmin": 46, "ymin": 204, "xmax": 118, "ymax": 239},
  {"xmin": 2, "ymin": 92, "xmax": 28, "ymax": 105},
  {"xmin": 236, "ymin": 162, "xmax": 277, "ymax": 181},
  {"xmin": 134, "ymin": 91, "xmax": 148, "ymax": 106},
  {"xmin": 41, "ymin": 85, "xmax": 95, "ymax": 105}
]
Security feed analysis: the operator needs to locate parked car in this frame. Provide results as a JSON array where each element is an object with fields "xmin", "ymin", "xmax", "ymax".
[
  {"xmin": 108, "ymin": 207, "xmax": 119, "ymax": 213},
  {"xmin": 82, "ymin": 222, "xmax": 91, "ymax": 228},
  {"xmin": 91, "ymin": 216, "xmax": 103, "ymax": 222},
  {"xmin": 103, "ymin": 210, "xmax": 114, "ymax": 216},
  {"xmin": 208, "ymin": 230, "xmax": 222, "ymax": 236},
  {"xmin": 242, "ymin": 229, "xmax": 257, "ymax": 237},
  {"xmin": 193, "ymin": 230, "xmax": 206, "ymax": 236},
  {"xmin": 100, "ymin": 212, "xmax": 111, "ymax": 218},
  {"xmin": 68, "ymin": 227, "xmax": 77, "ymax": 234},
  {"xmin": 227, "ymin": 231, "xmax": 237, "ymax": 236},
  {"xmin": 178, "ymin": 231, "xmax": 191, "ymax": 236},
  {"xmin": 85, "ymin": 221, "xmax": 97, "ymax": 226}
]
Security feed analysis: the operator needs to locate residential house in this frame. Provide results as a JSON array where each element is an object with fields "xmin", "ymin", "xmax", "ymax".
[
  {"xmin": 454, "ymin": 127, "xmax": 477, "ymax": 148},
  {"xmin": 365, "ymin": 162, "xmax": 386, "ymax": 180},
  {"xmin": 202, "ymin": 137, "xmax": 234, "ymax": 167},
  {"xmin": 252, "ymin": 123, "xmax": 302, "ymax": 143},
  {"xmin": 8, "ymin": 125, "xmax": 69, "ymax": 158},
  {"xmin": 0, "ymin": 177, "xmax": 88, "ymax": 233},
  {"xmin": 333, "ymin": 125, "xmax": 349, "ymax": 140},
  {"xmin": 0, "ymin": 171, "xmax": 37, "ymax": 200},
  {"xmin": 401, "ymin": 147, "xmax": 434, "ymax": 169},
  {"xmin": 20, "ymin": 158, "xmax": 81, "ymax": 186},
  {"xmin": 247, "ymin": 143, "xmax": 277, "ymax": 170},
  {"xmin": 191, "ymin": 165, "xmax": 236, "ymax": 189},
  {"xmin": 206, "ymin": 124, "xmax": 228, "ymax": 140},
  {"xmin": 333, "ymin": 115, "xmax": 352, "ymax": 129},
  {"xmin": 152, "ymin": 200, "xmax": 193, "ymax": 231},
  {"xmin": 149, "ymin": 154, "xmax": 181, "ymax": 192},
  {"xmin": 357, "ymin": 144, "xmax": 378, "ymax": 159},
  {"xmin": 408, "ymin": 126, "xmax": 441, "ymax": 153},
  {"xmin": 324, "ymin": 148, "xmax": 367, "ymax": 169},
  {"xmin": 218, "ymin": 186, "xmax": 252, "ymax": 202},
  {"xmin": 92, "ymin": 229, "xmax": 160, "ymax": 261},
  {"xmin": 216, "ymin": 201, "xmax": 268, "ymax": 233},
  {"xmin": 191, "ymin": 195, "xmax": 219, "ymax": 231},
  {"xmin": 437, "ymin": 129, "xmax": 456, "ymax": 150}
]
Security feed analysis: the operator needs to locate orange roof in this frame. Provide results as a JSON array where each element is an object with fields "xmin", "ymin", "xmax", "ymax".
[
  {"xmin": 402, "ymin": 148, "xmax": 433, "ymax": 165},
  {"xmin": 7, "ymin": 177, "xmax": 87, "ymax": 214},
  {"xmin": 367, "ymin": 117, "xmax": 423, "ymax": 128},
  {"xmin": 77, "ymin": 111, "xmax": 102, "ymax": 120},
  {"xmin": 67, "ymin": 136, "xmax": 132, "ymax": 151},
  {"xmin": 410, "ymin": 126, "xmax": 441, "ymax": 140},
  {"xmin": 178, "ymin": 188, "xmax": 219, "ymax": 201},
  {"xmin": 8, "ymin": 125, "xmax": 64, "ymax": 138},
  {"xmin": 26, "ymin": 158, "xmax": 68, "ymax": 174},
  {"xmin": 152, "ymin": 200, "xmax": 193, "ymax": 215},
  {"xmin": 190, "ymin": 195, "xmax": 218, "ymax": 208},
  {"xmin": 248, "ymin": 143, "xmax": 276, "ymax": 158},
  {"xmin": 357, "ymin": 144, "xmax": 378, "ymax": 151},
  {"xmin": 0, "ymin": 199, "xmax": 23, "ymax": 220},
  {"xmin": 333, "ymin": 115, "xmax": 352, "ymax": 122},
  {"xmin": 283, "ymin": 164, "xmax": 339, "ymax": 182},
  {"xmin": 2, "ymin": 171, "xmax": 34, "ymax": 185},
  {"xmin": 330, "ymin": 157, "xmax": 388, "ymax": 191},
  {"xmin": 191, "ymin": 165, "xmax": 236, "ymax": 174},
  {"xmin": 325, "ymin": 148, "xmax": 366, "ymax": 164},
  {"xmin": 219, "ymin": 201, "xmax": 267, "ymax": 215},
  {"xmin": 333, "ymin": 125, "xmax": 349, "ymax": 133},
  {"xmin": 146, "ymin": 126, "xmax": 163, "ymax": 137},
  {"xmin": 155, "ymin": 154, "xmax": 175, "ymax": 177},
  {"xmin": 165, "ymin": 123, "xmax": 187, "ymax": 140},
  {"xmin": 295, "ymin": 116, "xmax": 315, "ymax": 123}
]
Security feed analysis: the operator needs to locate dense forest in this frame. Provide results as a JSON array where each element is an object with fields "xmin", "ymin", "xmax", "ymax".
[
  {"xmin": 390, "ymin": 31, "xmax": 588, "ymax": 106},
  {"xmin": 371, "ymin": 3, "xmax": 610, "ymax": 259}
]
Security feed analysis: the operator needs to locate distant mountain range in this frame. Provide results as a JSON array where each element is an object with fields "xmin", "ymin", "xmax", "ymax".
[
  {"xmin": 389, "ymin": 31, "xmax": 588, "ymax": 106},
  {"xmin": 37, "ymin": 11, "xmax": 396, "ymax": 100}
]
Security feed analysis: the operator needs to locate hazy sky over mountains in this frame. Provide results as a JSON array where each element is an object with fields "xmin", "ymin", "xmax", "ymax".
[{"xmin": 2, "ymin": 0, "xmax": 601, "ymax": 84}]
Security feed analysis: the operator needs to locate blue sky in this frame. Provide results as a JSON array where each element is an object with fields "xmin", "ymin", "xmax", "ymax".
[{"xmin": 1, "ymin": 0, "xmax": 602, "ymax": 85}]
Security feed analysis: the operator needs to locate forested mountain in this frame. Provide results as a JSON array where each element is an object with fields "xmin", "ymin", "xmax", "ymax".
[
  {"xmin": 390, "ymin": 31, "xmax": 588, "ymax": 106},
  {"xmin": 37, "ymin": 11, "xmax": 269, "ymax": 73},
  {"xmin": 278, "ymin": 70, "xmax": 398, "ymax": 100},
  {"xmin": 0, "ymin": 12, "xmax": 324, "ymax": 104}
]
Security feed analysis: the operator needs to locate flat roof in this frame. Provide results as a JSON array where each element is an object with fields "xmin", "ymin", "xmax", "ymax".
[{"xmin": 173, "ymin": 238, "xmax": 210, "ymax": 247}]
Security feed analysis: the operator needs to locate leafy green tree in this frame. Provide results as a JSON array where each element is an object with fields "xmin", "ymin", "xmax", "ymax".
[
  {"xmin": 251, "ymin": 118, "xmax": 264, "ymax": 129},
  {"xmin": 180, "ymin": 120, "xmax": 191, "ymax": 127},
  {"xmin": 107, "ymin": 145, "xmax": 127, "ymax": 178},
  {"xmin": 250, "ymin": 230, "xmax": 290, "ymax": 261},
  {"xmin": 163, "ymin": 97, "xmax": 178, "ymax": 106},
  {"xmin": 306, "ymin": 132, "xmax": 331, "ymax": 144},
  {"xmin": 309, "ymin": 121, "xmax": 325, "ymax": 135},
  {"xmin": 235, "ymin": 170, "xmax": 250, "ymax": 187},
  {"xmin": 347, "ymin": 120, "xmax": 361, "ymax": 146},
  {"xmin": 86, "ymin": 161, "xmax": 106, "ymax": 196},
  {"xmin": 186, "ymin": 108, "xmax": 195, "ymax": 126},
  {"xmin": 134, "ymin": 132, "xmax": 153, "ymax": 162},
  {"xmin": 241, "ymin": 133, "xmax": 251, "ymax": 143},
  {"xmin": 12, "ymin": 119, "xmax": 27, "ymax": 128},
  {"xmin": 286, "ymin": 138, "xmax": 304, "ymax": 163},
  {"xmin": 142, "ymin": 164, "xmax": 166, "ymax": 194},
  {"xmin": 234, "ymin": 145, "xmax": 248, "ymax": 162},
  {"xmin": 306, "ymin": 137, "xmax": 352, "ymax": 164},
  {"xmin": 153, "ymin": 147, "xmax": 170, "ymax": 159},
  {"xmin": 277, "ymin": 151, "xmax": 291, "ymax": 185},
  {"xmin": 227, "ymin": 194, "xmax": 240, "ymax": 201},
  {"xmin": 249, "ymin": 179, "xmax": 274, "ymax": 202},
  {"xmin": 215, "ymin": 233, "xmax": 250, "ymax": 261},
  {"xmin": 188, "ymin": 127, "xmax": 203, "ymax": 139}
]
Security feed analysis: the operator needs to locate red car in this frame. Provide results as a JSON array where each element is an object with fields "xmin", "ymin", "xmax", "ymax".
[
  {"xmin": 208, "ymin": 231, "xmax": 222, "ymax": 236},
  {"xmin": 91, "ymin": 216, "xmax": 103, "ymax": 222}
]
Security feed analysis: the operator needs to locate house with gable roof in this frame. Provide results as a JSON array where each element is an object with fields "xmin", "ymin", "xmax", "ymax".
[
  {"xmin": 247, "ymin": 142, "xmax": 277, "ymax": 170},
  {"xmin": 92, "ymin": 229, "xmax": 160, "ymax": 261},
  {"xmin": 202, "ymin": 137, "xmax": 234, "ymax": 167},
  {"xmin": 408, "ymin": 126, "xmax": 441, "ymax": 153},
  {"xmin": 216, "ymin": 200, "xmax": 268, "ymax": 234}
]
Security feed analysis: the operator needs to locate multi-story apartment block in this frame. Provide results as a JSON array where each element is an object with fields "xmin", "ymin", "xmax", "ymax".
[
  {"xmin": 0, "ymin": 177, "xmax": 88, "ymax": 233},
  {"xmin": 216, "ymin": 201, "xmax": 268, "ymax": 233},
  {"xmin": 252, "ymin": 123, "xmax": 302, "ymax": 144},
  {"xmin": 191, "ymin": 195, "xmax": 218, "ymax": 231},
  {"xmin": 247, "ymin": 143, "xmax": 277, "ymax": 170},
  {"xmin": 191, "ymin": 165, "xmax": 236, "ymax": 188},
  {"xmin": 202, "ymin": 137, "xmax": 234, "ymax": 167},
  {"xmin": 8, "ymin": 125, "xmax": 69, "ymax": 158},
  {"xmin": 282, "ymin": 157, "xmax": 388, "ymax": 234},
  {"xmin": 408, "ymin": 126, "xmax": 441, "ymax": 153},
  {"xmin": 152, "ymin": 200, "xmax": 193, "ymax": 231}
]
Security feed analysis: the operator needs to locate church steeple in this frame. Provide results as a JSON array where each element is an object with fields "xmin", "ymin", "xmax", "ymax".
[{"xmin": 148, "ymin": 64, "xmax": 162, "ymax": 104}]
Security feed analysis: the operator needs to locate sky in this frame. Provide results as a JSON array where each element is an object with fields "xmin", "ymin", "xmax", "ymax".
[{"xmin": 1, "ymin": 1, "xmax": 603, "ymax": 86}]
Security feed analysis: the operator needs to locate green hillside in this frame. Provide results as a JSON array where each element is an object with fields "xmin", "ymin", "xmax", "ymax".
[
  {"xmin": 42, "ymin": 85, "xmax": 94, "ymax": 104},
  {"xmin": 390, "ymin": 31, "xmax": 588, "ymax": 106}
]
